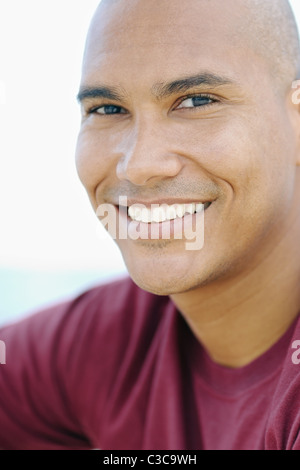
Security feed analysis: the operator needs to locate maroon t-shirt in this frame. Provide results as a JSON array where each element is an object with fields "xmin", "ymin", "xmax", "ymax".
[{"xmin": 0, "ymin": 276, "xmax": 300, "ymax": 450}]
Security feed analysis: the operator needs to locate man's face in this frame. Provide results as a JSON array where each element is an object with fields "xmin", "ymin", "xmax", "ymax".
[{"xmin": 76, "ymin": 0, "xmax": 299, "ymax": 295}]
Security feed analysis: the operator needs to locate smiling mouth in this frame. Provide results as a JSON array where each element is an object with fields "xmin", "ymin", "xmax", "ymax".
[{"xmin": 125, "ymin": 201, "xmax": 212, "ymax": 224}]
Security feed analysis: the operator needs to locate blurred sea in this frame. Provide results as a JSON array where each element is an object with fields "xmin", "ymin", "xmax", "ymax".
[{"xmin": 0, "ymin": 267, "xmax": 127, "ymax": 326}]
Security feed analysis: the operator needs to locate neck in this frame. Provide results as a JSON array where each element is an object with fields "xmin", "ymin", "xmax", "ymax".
[{"xmin": 171, "ymin": 202, "xmax": 300, "ymax": 369}]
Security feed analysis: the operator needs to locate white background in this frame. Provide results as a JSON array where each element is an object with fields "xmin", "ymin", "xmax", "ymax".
[
  {"xmin": 0, "ymin": 0, "xmax": 300, "ymax": 323},
  {"xmin": 0, "ymin": 0, "xmax": 125, "ymax": 271}
]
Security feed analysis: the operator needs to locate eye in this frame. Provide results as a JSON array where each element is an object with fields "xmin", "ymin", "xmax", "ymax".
[
  {"xmin": 89, "ymin": 105, "xmax": 127, "ymax": 115},
  {"xmin": 176, "ymin": 95, "xmax": 217, "ymax": 110}
]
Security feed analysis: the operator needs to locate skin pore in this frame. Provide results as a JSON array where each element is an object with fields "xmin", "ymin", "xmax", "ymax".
[{"xmin": 76, "ymin": 0, "xmax": 300, "ymax": 368}]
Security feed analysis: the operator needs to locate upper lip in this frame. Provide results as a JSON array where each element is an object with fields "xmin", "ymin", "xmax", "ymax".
[{"xmin": 114, "ymin": 198, "xmax": 214, "ymax": 208}]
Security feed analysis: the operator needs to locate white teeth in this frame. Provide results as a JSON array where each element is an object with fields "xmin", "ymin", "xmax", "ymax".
[
  {"xmin": 141, "ymin": 208, "xmax": 151, "ymax": 224},
  {"xmin": 185, "ymin": 203, "xmax": 195, "ymax": 215},
  {"xmin": 152, "ymin": 206, "xmax": 167, "ymax": 223},
  {"xmin": 128, "ymin": 202, "xmax": 205, "ymax": 223}
]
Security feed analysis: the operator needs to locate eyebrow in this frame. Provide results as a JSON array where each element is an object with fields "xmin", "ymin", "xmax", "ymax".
[
  {"xmin": 77, "ymin": 72, "xmax": 237, "ymax": 103},
  {"xmin": 77, "ymin": 86, "xmax": 127, "ymax": 103},
  {"xmin": 152, "ymin": 73, "xmax": 236, "ymax": 99}
]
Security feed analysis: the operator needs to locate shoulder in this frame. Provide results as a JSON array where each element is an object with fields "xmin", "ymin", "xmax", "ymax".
[
  {"xmin": 0, "ymin": 276, "xmax": 176, "ymax": 449},
  {"xmin": 0, "ymin": 275, "xmax": 169, "ymax": 347},
  {"xmin": 63, "ymin": 275, "xmax": 170, "ymax": 336},
  {"xmin": 0, "ymin": 274, "xmax": 174, "ymax": 374}
]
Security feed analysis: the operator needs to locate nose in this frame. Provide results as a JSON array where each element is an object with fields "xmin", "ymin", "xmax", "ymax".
[{"xmin": 116, "ymin": 117, "xmax": 183, "ymax": 186}]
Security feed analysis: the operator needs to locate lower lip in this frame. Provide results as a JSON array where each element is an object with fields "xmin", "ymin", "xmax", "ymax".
[{"xmin": 117, "ymin": 206, "xmax": 209, "ymax": 241}]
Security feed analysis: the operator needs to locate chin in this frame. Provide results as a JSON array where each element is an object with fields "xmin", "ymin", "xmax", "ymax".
[
  {"xmin": 123, "ymin": 248, "xmax": 240, "ymax": 296},
  {"xmin": 117, "ymin": 235, "xmax": 239, "ymax": 295},
  {"xmin": 118, "ymin": 242, "xmax": 200, "ymax": 295},
  {"xmin": 130, "ymin": 274, "xmax": 192, "ymax": 296},
  {"xmin": 124, "ymin": 260, "xmax": 211, "ymax": 296}
]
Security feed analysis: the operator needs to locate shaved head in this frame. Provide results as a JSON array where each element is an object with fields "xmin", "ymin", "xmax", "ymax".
[
  {"xmin": 86, "ymin": 0, "xmax": 300, "ymax": 92},
  {"xmin": 241, "ymin": 0, "xmax": 300, "ymax": 88}
]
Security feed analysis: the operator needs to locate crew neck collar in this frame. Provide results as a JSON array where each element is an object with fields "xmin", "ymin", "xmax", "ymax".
[{"xmin": 181, "ymin": 311, "xmax": 300, "ymax": 397}]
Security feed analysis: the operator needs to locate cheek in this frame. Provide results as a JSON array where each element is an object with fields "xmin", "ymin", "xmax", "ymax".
[
  {"xmin": 75, "ymin": 128, "xmax": 114, "ymax": 200},
  {"xmin": 179, "ymin": 117, "xmax": 258, "ymax": 187},
  {"xmin": 184, "ymin": 115, "xmax": 295, "ymax": 242},
  {"xmin": 186, "ymin": 114, "xmax": 292, "ymax": 198}
]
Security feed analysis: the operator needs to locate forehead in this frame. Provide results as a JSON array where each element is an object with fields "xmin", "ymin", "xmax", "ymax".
[{"xmin": 81, "ymin": 0, "xmax": 268, "ymax": 90}]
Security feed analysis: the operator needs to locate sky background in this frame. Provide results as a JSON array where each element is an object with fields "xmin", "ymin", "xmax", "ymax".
[{"xmin": 0, "ymin": 0, "xmax": 300, "ymax": 323}]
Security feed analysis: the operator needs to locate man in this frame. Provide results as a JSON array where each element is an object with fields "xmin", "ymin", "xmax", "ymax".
[{"xmin": 1, "ymin": 0, "xmax": 300, "ymax": 450}]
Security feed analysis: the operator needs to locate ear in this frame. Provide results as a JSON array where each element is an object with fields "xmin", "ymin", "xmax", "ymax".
[{"xmin": 290, "ymin": 80, "xmax": 300, "ymax": 166}]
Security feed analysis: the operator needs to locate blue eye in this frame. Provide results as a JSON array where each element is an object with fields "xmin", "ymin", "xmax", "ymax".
[
  {"xmin": 191, "ymin": 96, "xmax": 213, "ymax": 106},
  {"xmin": 177, "ymin": 95, "xmax": 216, "ymax": 109},
  {"xmin": 92, "ymin": 105, "xmax": 127, "ymax": 115}
]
